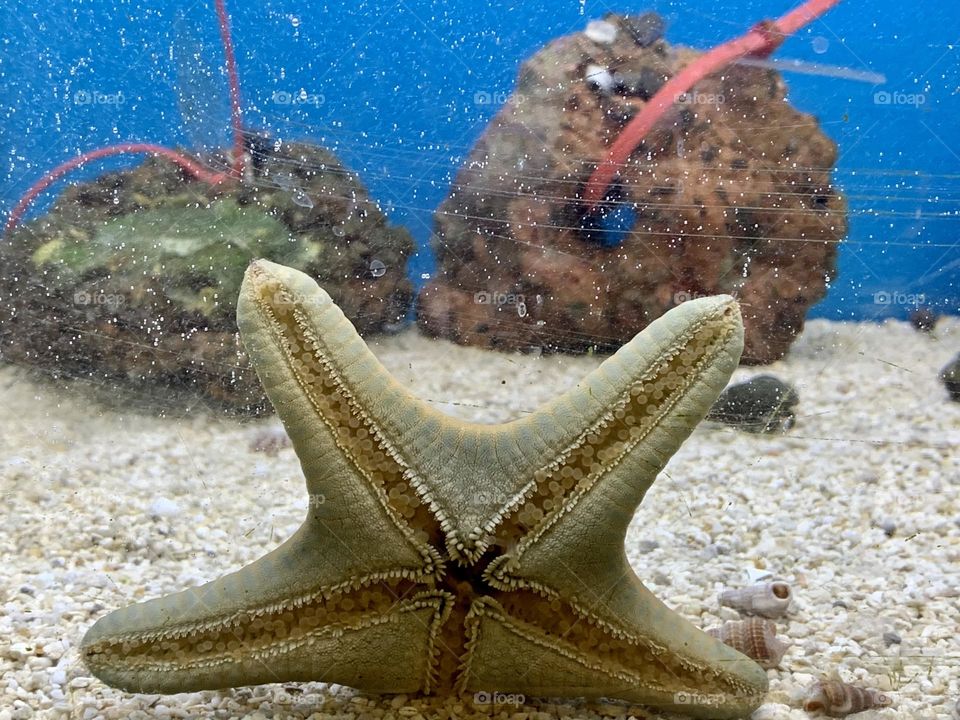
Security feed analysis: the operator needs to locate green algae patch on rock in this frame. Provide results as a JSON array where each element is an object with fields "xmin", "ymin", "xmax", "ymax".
[{"xmin": 31, "ymin": 200, "xmax": 315, "ymax": 324}]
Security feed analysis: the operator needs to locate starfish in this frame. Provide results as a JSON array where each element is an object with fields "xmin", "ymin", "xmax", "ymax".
[{"xmin": 82, "ymin": 259, "xmax": 768, "ymax": 719}]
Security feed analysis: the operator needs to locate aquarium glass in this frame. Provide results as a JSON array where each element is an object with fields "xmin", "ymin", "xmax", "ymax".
[{"xmin": 1, "ymin": 0, "xmax": 957, "ymax": 718}]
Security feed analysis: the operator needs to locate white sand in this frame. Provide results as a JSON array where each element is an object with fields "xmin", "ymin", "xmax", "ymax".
[{"xmin": 1, "ymin": 317, "xmax": 958, "ymax": 720}]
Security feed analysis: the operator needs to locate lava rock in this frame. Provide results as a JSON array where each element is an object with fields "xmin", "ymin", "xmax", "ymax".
[
  {"xmin": 706, "ymin": 375, "xmax": 799, "ymax": 433},
  {"xmin": 615, "ymin": 67, "xmax": 668, "ymax": 100},
  {"xmin": 1, "ymin": 142, "xmax": 415, "ymax": 414},
  {"xmin": 622, "ymin": 12, "xmax": 666, "ymax": 47},
  {"xmin": 418, "ymin": 18, "xmax": 846, "ymax": 362}
]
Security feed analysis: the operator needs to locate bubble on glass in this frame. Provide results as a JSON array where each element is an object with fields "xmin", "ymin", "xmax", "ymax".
[
  {"xmin": 332, "ymin": 225, "xmax": 346, "ymax": 238},
  {"xmin": 292, "ymin": 188, "xmax": 314, "ymax": 208},
  {"xmin": 369, "ymin": 259, "xmax": 387, "ymax": 278},
  {"xmin": 811, "ymin": 36, "xmax": 829, "ymax": 54}
]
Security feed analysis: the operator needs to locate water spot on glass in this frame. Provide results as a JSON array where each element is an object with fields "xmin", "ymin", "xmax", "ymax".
[
  {"xmin": 292, "ymin": 189, "xmax": 314, "ymax": 208},
  {"xmin": 812, "ymin": 36, "xmax": 829, "ymax": 54},
  {"xmin": 369, "ymin": 259, "xmax": 387, "ymax": 278}
]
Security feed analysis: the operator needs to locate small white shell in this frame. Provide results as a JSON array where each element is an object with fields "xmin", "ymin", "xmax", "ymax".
[
  {"xmin": 803, "ymin": 679, "xmax": 894, "ymax": 717},
  {"xmin": 719, "ymin": 581, "xmax": 791, "ymax": 618},
  {"xmin": 706, "ymin": 618, "xmax": 789, "ymax": 669},
  {"xmin": 584, "ymin": 19, "xmax": 618, "ymax": 45}
]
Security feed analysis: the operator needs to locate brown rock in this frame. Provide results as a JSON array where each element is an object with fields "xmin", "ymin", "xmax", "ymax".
[
  {"xmin": 0, "ymin": 142, "xmax": 414, "ymax": 414},
  {"xmin": 418, "ymin": 15, "xmax": 846, "ymax": 363}
]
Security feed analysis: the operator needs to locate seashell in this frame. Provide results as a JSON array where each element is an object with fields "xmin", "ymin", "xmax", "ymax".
[
  {"xmin": 719, "ymin": 581, "xmax": 792, "ymax": 618},
  {"xmin": 803, "ymin": 679, "xmax": 894, "ymax": 717},
  {"xmin": 706, "ymin": 618, "xmax": 789, "ymax": 669}
]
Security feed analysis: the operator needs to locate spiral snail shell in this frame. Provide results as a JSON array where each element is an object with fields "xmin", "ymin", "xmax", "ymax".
[
  {"xmin": 706, "ymin": 618, "xmax": 789, "ymax": 669},
  {"xmin": 719, "ymin": 580, "xmax": 792, "ymax": 618},
  {"xmin": 803, "ymin": 679, "xmax": 894, "ymax": 717}
]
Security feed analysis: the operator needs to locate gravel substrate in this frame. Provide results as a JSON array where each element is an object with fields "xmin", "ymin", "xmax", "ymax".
[{"xmin": 1, "ymin": 317, "xmax": 958, "ymax": 720}]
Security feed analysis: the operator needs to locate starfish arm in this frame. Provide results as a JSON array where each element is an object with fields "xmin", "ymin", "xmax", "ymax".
[
  {"xmin": 82, "ymin": 518, "xmax": 451, "ymax": 693},
  {"xmin": 461, "ymin": 592, "xmax": 765, "ymax": 719},
  {"xmin": 236, "ymin": 260, "xmax": 552, "ymax": 561},
  {"xmin": 236, "ymin": 260, "xmax": 443, "ymax": 572},
  {"xmin": 82, "ymin": 260, "xmax": 458, "ymax": 693},
  {"xmin": 476, "ymin": 297, "xmax": 767, "ymax": 716},
  {"xmin": 485, "ymin": 296, "xmax": 742, "ymax": 564}
]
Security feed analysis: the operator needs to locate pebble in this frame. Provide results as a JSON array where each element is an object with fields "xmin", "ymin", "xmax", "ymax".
[
  {"xmin": 636, "ymin": 540, "xmax": 659, "ymax": 554},
  {"xmin": 147, "ymin": 496, "xmax": 181, "ymax": 517}
]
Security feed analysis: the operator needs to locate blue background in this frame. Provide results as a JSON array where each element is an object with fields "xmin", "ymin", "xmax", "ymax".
[{"xmin": 2, "ymin": 0, "xmax": 957, "ymax": 321}]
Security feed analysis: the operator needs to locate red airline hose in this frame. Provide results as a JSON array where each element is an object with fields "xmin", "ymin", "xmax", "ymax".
[
  {"xmin": 215, "ymin": 0, "xmax": 246, "ymax": 179},
  {"xmin": 3, "ymin": 144, "xmax": 231, "ymax": 235},
  {"xmin": 4, "ymin": 0, "xmax": 246, "ymax": 236},
  {"xmin": 581, "ymin": 0, "xmax": 842, "ymax": 212}
]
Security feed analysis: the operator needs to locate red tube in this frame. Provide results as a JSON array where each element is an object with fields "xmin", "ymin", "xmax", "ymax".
[
  {"xmin": 4, "ymin": 143, "xmax": 230, "ymax": 236},
  {"xmin": 5, "ymin": 0, "xmax": 246, "ymax": 236},
  {"xmin": 582, "ymin": 0, "xmax": 842, "ymax": 212},
  {"xmin": 215, "ymin": 0, "xmax": 246, "ymax": 178}
]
